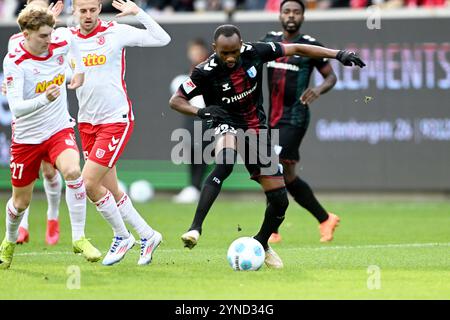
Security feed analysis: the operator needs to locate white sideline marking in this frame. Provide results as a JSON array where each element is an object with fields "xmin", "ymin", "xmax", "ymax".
[{"xmin": 15, "ymin": 242, "xmax": 450, "ymax": 257}]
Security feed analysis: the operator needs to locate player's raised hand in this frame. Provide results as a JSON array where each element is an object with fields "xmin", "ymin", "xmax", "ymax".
[
  {"xmin": 336, "ymin": 50, "xmax": 366, "ymax": 68},
  {"xmin": 48, "ymin": 0, "xmax": 64, "ymax": 20},
  {"xmin": 46, "ymin": 84, "xmax": 61, "ymax": 101},
  {"xmin": 112, "ymin": 0, "xmax": 140, "ymax": 17},
  {"xmin": 67, "ymin": 73, "xmax": 85, "ymax": 90}
]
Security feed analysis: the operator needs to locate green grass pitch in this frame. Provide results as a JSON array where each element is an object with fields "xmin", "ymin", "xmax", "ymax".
[{"xmin": 0, "ymin": 196, "xmax": 449, "ymax": 299}]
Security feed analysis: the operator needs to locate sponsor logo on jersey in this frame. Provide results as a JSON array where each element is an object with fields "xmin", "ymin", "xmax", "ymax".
[
  {"xmin": 83, "ymin": 54, "xmax": 107, "ymax": 67},
  {"xmin": 221, "ymin": 83, "xmax": 257, "ymax": 104},
  {"xmin": 96, "ymin": 148, "xmax": 105, "ymax": 159},
  {"xmin": 267, "ymin": 61, "xmax": 300, "ymax": 72},
  {"xmin": 35, "ymin": 74, "xmax": 65, "ymax": 93},
  {"xmin": 182, "ymin": 78, "xmax": 197, "ymax": 94},
  {"xmin": 246, "ymin": 66, "xmax": 257, "ymax": 78}
]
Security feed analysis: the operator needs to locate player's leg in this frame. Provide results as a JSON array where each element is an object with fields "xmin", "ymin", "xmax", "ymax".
[
  {"xmin": 51, "ymin": 130, "xmax": 101, "ymax": 262},
  {"xmin": 41, "ymin": 160, "xmax": 62, "ymax": 245},
  {"xmin": 16, "ymin": 208, "xmax": 30, "ymax": 244},
  {"xmin": 103, "ymin": 167, "xmax": 161, "ymax": 265},
  {"xmin": 181, "ymin": 132, "xmax": 237, "ymax": 249},
  {"xmin": 254, "ymin": 175, "xmax": 288, "ymax": 269},
  {"xmin": 0, "ymin": 183, "xmax": 34, "ymax": 269}
]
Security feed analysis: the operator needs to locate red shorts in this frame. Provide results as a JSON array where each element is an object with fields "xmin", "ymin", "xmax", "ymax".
[
  {"xmin": 10, "ymin": 128, "xmax": 78, "ymax": 187},
  {"xmin": 78, "ymin": 122, "xmax": 134, "ymax": 168}
]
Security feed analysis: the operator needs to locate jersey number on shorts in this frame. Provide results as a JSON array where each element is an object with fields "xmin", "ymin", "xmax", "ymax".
[{"xmin": 10, "ymin": 162, "xmax": 24, "ymax": 180}]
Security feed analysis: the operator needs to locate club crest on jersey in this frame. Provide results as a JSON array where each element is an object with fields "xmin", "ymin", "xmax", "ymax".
[
  {"xmin": 96, "ymin": 148, "xmax": 105, "ymax": 159},
  {"xmin": 246, "ymin": 66, "xmax": 257, "ymax": 78},
  {"xmin": 57, "ymin": 55, "xmax": 64, "ymax": 65},
  {"xmin": 182, "ymin": 78, "xmax": 197, "ymax": 94},
  {"xmin": 97, "ymin": 36, "xmax": 105, "ymax": 45}
]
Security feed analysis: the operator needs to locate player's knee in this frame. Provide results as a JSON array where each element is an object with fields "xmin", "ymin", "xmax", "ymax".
[
  {"xmin": 61, "ymin": 167, "xmax": 81, "ymax": 181},
  {"xmin": 42, "ymin": 167, "xmax": 57, "ymax": 181}
]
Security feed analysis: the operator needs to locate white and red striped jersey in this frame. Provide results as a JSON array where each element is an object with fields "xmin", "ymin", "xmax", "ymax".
[
  {"xmin": 3, "ymin": 27, "xmax": 85, "ymax": 144},
  {"xmin": 71, "ymin": 9, "xmax": 171, "ymax": 125}
]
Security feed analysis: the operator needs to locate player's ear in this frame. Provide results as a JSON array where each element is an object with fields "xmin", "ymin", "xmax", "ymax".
[
  {"xmin": 23, "ymin": 30, "xmax": 29, "ymax": 40},
  {"xmin": 212, "ymin": 42, "xmax": 216, "ymax": 52},
  {"xmin": 98, "ymin": 2, "xmax": 102, "ymax": 12}
]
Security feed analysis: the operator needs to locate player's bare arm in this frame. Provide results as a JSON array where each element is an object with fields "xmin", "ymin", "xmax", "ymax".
[
  {"xmin": 300, "ymin": 63, "xmax": 337, "ymax": 105},
  {"xmin": 283, "ymin": 43, "xmax": 366, "ymax": 67},
  {"xmin": 169, "ymin": 94, "xmax": 199, "ymax": 116}
]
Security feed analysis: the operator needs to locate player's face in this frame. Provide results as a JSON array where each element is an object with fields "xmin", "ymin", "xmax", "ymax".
[
  {"xmin": 73, "ymin": 0, "xmax": 102, "ymax": 34},
  {"xmin": 24, "ymin": 25, "xmax": 53, "ymax": 55},
  {"xmin": 213, "ymin": 34, "xmax": 242, "ymax": 69},
  {"xmin": 280, "ymin": 1, "xmax": 304, "ymax": 34}
]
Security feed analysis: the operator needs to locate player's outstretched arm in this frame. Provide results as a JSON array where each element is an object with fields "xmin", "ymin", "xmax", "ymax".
[
  {"xmin": 112, "ymin": 0, "xmax": 171, "ymax": 47},
  {"xmin": 169, "ymin": 94, "xmax": 200, "ymax": 117},
  {"xmin": 283, "ymin": 43, "xmax": 365, "ymax": 67}
]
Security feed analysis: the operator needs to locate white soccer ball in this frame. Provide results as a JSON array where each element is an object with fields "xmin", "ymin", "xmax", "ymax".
[
  {"xmin": 227, "ymin": 237, "xmax": 265, "ymax": 271},
  {"xmin": 129, "ymin": 180, "xmax": 154, "ymax": 203}
]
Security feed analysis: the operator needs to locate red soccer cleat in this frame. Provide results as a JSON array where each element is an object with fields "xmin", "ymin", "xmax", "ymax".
[
  {"xmin": 46, "ymin": 219, "xmax": 60, "ymax": 245},
  {"xmin": 319, "ymin": 213, "xmax": 340, "ymax": 242},
  {"xmin": 268, "ymin": 232, "xmax": 282, "ymax": 244},
  {"xmin": 16, "ymin": 226, "xmax": 29, "ymax": 244}
]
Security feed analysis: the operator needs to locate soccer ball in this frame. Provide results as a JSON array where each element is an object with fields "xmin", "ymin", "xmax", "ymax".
[
  {"xmin": 129, "ymin": 180, "xmax": 154, "ymax": 203},
  {"xmin": 227, "ymin": 237, "xmax": 265, "ymax": 271}
]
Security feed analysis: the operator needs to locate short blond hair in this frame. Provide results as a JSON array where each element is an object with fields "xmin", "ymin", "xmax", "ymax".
[
  {"xmin": 26, "ymin": 0, "xmax": 49, "ymax": 4},
  {"xmin": 17, "ymin": 6, "xmax": 55, "ymax": 32}
]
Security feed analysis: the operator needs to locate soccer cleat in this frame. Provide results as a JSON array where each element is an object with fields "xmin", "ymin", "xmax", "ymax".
[
  {"xmin": 16, "ymin": 227, "xmax": 29, "ymax": 244},
  {"xmin": 264, "ymin": 246, "xmax": 283, "ymax": 269},
  {"xmin": 181, "ymin": 229, "xmax": 200, "ymax": 249},
  {"xmin": 73, "ymin": 237, "xmax": 102, "ymax": 262},
  {"xmin": 268, "ymin": 232, "xmax": 282, "ymax": 244},
  {"xmin": 319, "ymin": 213, "xmax": 340, "ymax": 243},
  {"xmin": 138, "ymin": 231, "xmax": 162, "ymax": 265},
  {"xmin": 46, "ymin": 219, "xmax": 60, "ymax": 245},
  {"xmin": 173, "ymin": 186, "xmax": 200, "ymax": 204},
  {"xmin": 0, "ymin": 238, "xmax": 16, "ymax": 269},
  {"xmin": 102, "ymin": 233, "xmax": 135, "ymax": 266}
]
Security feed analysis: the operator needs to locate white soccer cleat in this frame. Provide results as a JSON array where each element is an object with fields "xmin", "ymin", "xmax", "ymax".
[
  {"xmin": 181, "ymin": 229, "xmax": 200, "ymax": 249},
  {"xmin": 264, "ymin": 246, "xmax": 284, "ymax": 269},
  {"xmin": 102, "ymin": 233, "xmax": 135, "ymax": 266},
  {"xmin": 173, "ymin": 186, "xmax": 200, "ymax": 204},
  {"xmin": 138, "ymin": 231, "xmax": 162, "ymax": 266}
]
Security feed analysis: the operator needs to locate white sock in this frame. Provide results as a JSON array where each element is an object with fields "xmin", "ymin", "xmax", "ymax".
[
  {"xmin": 18, "ymin": 207, "xmax": 29, "ymax": 230},
  {"xmin": 65, "ymin": 177, "xmax": 86, "ymax": 241},
  {"xmin": 6, "ymin": 199, "xmax": 26, "ymax": 243},
  {"xmin": 95, "ymin": 191, "xmax": 129, "ymax": 238},
  {"xmin": 117, "ymin": 193, "xmax": 154, "ymax": 239},
  {"xmin": 44, "ymin": 172, "xmax": 62, "ymax": 221}
]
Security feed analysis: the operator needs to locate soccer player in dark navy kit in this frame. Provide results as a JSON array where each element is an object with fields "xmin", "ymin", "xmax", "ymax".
[
  {"xmin": 262, "ymin": 0, "xmax": 340, "ymax": 244},
  {"xmin": 169, "ymin": 24, "xmax": 365, "ymax": 268}
]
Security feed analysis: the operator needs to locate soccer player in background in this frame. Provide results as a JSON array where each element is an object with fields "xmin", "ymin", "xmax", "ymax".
[
  {"xmin": 169, "ymin": 24, "xmax": 365, "ymax": 268},
  {"xmin": 0, "ymin": 6, "xmax": 101, "ymax": 269},
  {"xmin": 3, "ymin": 0, "xmax": 64, "ymax": 246},
  {"xmin": 71, "ymin": 0, "xmax": 170, "ymax": 265},
  {"xmin": 261, "ymin": 0, "xmax": 340, "ymax": 244}
]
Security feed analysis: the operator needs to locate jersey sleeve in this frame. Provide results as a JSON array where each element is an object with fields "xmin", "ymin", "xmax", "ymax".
[
  {"xmin": 305, "ymin": 38, "xmax": 330, "ymax": 70},
  {"xmin": 114, "ymin": 9, "xmax": 171, "ymax": 48},
  {"xmin": 175, "ymin": 67, "xmax": 205, "ymax": 100},
  {"xmin": 3, "ymin": 57, "xmax": 50, "ymax": 118},
  {"xmin": 252, "ymin": 41, "xmax": 285, "ymax": 63}
]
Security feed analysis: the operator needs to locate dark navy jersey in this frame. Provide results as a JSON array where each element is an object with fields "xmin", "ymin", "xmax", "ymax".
[
  {"xmin": 177, "ymin": 41, "xmax": 285, "ymax": 131},
  {"xmin": 262, "ymin": 32, "xmax": 330, "ymax": 128}
]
